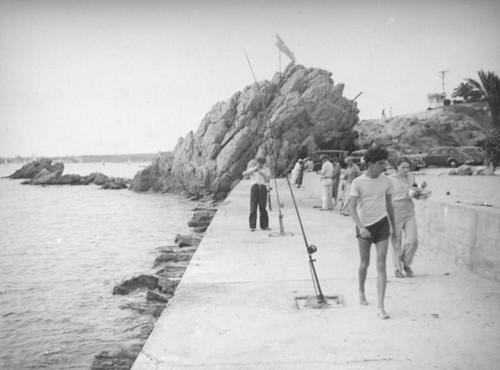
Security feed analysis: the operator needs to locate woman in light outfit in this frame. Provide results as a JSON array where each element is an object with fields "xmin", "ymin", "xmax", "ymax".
[
  {"xmin": 390, "ymin": 157, "xmax": 426, "ymax": 278},
  {"xmin": 339, "ymin": 157, "xmax": 361, "ymax": 215},
  {"xmin": 319, "ymin": 155, "xmax": 334, "ymax": 210}
]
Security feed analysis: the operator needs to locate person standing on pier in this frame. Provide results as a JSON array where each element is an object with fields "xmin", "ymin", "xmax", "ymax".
[
  {"xmin": 318, "ymin": 154, "xmax": 334, "ymax": 210},
  {"xmin": 331, "ymin": 157, "xmax": 342, "ymax": 201},
  {"xmin": 294, "ymin": 159, "xmax": 305, "ymax": 187},
  {"xmin": 304, "ymin": 157, "xmax": 314, "ymax": 172},
  {"xmin": 349, "ymin": 146, "xmax": 396, "ymax": 319},
  {"xmin": 390, "ymin": 157, "xmax": 426, "ymax": 278},
  {"xmin": 339, "ymin": 156, "xmax": 361, "ymax": 215},
  {"xmin": 242, "ymin": 156, "xmax": 271, "ymax": 232}
]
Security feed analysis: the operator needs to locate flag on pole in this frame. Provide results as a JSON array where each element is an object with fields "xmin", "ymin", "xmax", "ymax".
[{"xmin": 275, "ymin": 34, "xmax": 296, "ymax": 63}]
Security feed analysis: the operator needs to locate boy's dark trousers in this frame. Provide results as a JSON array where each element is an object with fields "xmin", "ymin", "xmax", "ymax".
[{"xmin": 249, "ymin": 184, "xmax": 269, "ymax": 229}]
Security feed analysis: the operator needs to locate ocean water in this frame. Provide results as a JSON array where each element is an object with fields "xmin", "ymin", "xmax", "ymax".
[{"xmin": 0, "ymin": 163, "xmax": 193, "ymax": 369}]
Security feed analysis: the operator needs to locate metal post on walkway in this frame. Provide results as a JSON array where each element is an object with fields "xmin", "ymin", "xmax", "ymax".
[
  {"xmin": 269, "ymin": 177, "xmax": 293, "ymax": 237},
  {"xmin": 267, "ymin": 183, "xmax": 273, "ymax": 212}
]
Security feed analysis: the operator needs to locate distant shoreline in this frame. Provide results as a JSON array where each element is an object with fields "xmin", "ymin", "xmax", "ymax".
[{"xmin": 0, "ymin": 152, "xmax": 167, "ymax": 165}]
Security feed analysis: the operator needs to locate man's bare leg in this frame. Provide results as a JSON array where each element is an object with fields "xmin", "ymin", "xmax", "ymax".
[
  {"xmin": 376, "ymin": 239, "xmax": 390, "ymax": 319},
  {"xmin": 358, "ymin": 238, "xmax": 371, "ymax": 305}
]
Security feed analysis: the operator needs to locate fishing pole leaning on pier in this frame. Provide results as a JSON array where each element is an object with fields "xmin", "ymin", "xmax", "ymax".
[{"xmin": 285, "ymin": 176, "xmax": 326, "ymax": 304}]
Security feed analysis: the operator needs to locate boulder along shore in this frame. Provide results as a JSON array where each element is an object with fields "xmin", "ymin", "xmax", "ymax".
[{"xmin": 90, "ymin": 196, "xmax": 221, "ymax": 370}]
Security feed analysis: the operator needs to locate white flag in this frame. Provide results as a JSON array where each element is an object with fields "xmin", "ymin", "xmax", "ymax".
[{"xmin": 275, "ymin": 34, "xmax": 296, "ymax": 63}]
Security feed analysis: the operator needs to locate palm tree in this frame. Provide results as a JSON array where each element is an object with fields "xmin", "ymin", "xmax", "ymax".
[
  {"xmin": 467, "ymin": 70, "xmax": 500, "ymax": 126},
  {"xmin": 451, "ymin": 81, "xmax": 481, "ymax": 102},
  {"xmin": 467, "ymin": 70, "xmax": 500, "ymax": 170}
]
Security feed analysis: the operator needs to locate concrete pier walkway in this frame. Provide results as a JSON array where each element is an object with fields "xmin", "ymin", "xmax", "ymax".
[{"xmin": 133, "ymin": 178, "xmax": 500, "ymax": 369}]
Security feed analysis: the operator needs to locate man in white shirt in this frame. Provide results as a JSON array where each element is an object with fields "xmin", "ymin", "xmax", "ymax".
[
  {"xmin": 350, "ymin": 146, "xmax": 396, "ymax": 319},
  {"xmin": 242, "ymin": 157, "xmax": 271, "ymax": 231}
]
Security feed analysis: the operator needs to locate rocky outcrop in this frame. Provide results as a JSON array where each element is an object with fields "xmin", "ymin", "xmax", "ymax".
[
  {"xmin": 354, "ymin": 102, "xmax": 491, "ymax": 153},
  {"xmin": 112, "ymin": 275, "xmax": 160, "ymax": 295},
  {"xmin": 8, "ymin": 158, "xmax": 64, "ymax": 179},
  {"xmin": 153, "ymin": 251, "xmax": 193, "ymax": 267},
  {"xmin": 8, "ymin": 160, "xmax": 130, "ymax": 189},
  {"xmin": 174, "ymin": 233, "xmax": 202, "ymax": 248},
  {"xmin": 100, "ymin": 180, "xmax": 128, "ymax": 190},
  {"xmin": 85, "ymin": 172, "xmax": 111, "ymax": 185},
  {"xmin": 130, "ymin": 64, "xmax": 360, "ymax": 195},
  {"xmin": 91, "ymin": 344, "xmax": 143, "ymax": 370},
  {"xmin": 187, "ymin": 209, "xmax": 217, "ymax": 233},
  {"xmin": 29, "ymin": 169, "xmax": 82, "ymax": 185}
]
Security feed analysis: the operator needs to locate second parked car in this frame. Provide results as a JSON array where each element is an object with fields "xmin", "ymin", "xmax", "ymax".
[
  {"xmin": 457, "ymin": 146, "xmax": 487, "ymax": 165},
  {"xmin": 422, "ymin": 146, "xmax": 475, "ymax": 167}
]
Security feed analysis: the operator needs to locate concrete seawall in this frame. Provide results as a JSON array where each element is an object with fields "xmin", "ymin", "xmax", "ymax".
[
  {"xmin": 416, "ymin": 200, "xmax": 500, "ymax": 281},
  {"xmin": 302, "ymin": 172, "xmax": 500, "ymax": 282}
]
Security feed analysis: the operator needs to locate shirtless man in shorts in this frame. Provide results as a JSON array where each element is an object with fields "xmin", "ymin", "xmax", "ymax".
[{"xmin": 349, "ymin": 146, "xmax": 396, "ymax": 319}]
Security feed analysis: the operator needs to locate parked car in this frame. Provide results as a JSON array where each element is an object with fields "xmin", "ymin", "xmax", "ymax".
[
  {"xmin": 422, "ymin": 146, "xmax": 475, "ymax": 167},
  {"xmin": 387, "ymin": 149, "xmax": 423, "ymax": 171},
  {"xmin": 457, "ymin": 146, "xmax": 487, "ymax": 165},
  {"xmin": 351, "ymin": 148, "xmax": 423, "ymax": 171},
  {"xmin": 312, "ymin": 150, "xmax": 349, "ymax": 171}
]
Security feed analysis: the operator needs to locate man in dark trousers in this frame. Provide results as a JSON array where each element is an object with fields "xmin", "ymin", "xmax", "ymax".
[
  {"xmin": 331, "ymin": 157, "xmax": 342, "ymax": 201},
  {"xmin": 242, "ymin": 156, "xmax": 271, "ymax": 231}
]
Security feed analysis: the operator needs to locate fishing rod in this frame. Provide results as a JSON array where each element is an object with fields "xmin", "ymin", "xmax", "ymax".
[
  {"xmin": 286, "ymin": 176, "xmax": 325, "ymax": 303},
  {"xmin": 243, "ymin": 48, "xmax": 274, "ymax": 212},
  {"xmin": 268, "ymin": 184, "xmax": 273, "ymax": 211},
  {"xmin": 348, "ymin": 91, "xmax": 363, "ymax": 114},
  {"xmin": 352, "ymin": 91, "xmax": 363, "ymax": 102}
]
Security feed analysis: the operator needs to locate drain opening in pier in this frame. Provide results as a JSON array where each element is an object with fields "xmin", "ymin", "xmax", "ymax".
[{"xmin": 295, "ymin": 295, "xmax": 344, "ymax": 310}]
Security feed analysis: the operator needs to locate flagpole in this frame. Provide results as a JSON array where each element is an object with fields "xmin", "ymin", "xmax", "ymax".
[
  {"xmin": 243, "ymin": 48, "xmax": 259, "ymax": 85},
  {"xmin": 278, "ymin": 49, "xmax": 281, "ymax": 73}
]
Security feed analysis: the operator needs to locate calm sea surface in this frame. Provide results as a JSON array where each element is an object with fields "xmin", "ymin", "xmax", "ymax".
[{"xmin": 0, "ymin": 163, "xmax": 193, "ymax": 369}]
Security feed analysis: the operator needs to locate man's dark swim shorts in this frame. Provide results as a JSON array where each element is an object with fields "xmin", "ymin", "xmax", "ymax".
[{"xmin": 355, "ymin": 216, "xmax": 390, "ymax": 244}]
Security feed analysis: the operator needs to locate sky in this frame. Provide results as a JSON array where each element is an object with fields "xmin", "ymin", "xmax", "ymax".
[{"xmin": 1, "ymin": 0, "xmax": 499, "ymax": 157}]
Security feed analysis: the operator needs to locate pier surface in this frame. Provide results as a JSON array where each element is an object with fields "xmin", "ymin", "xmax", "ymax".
[{"xmin": 133, "ymin": 178, "xmax": 500, "ymax": 369}]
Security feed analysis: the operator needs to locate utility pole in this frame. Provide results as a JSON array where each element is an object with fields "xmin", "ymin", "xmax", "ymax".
[{"xmin": 438, "ymin": 70, "xmax": 448, "ymax": 96}]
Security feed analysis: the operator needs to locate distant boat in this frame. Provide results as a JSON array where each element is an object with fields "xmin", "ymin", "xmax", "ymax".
[
  {"xmin": 102, "ymin": 160, "xmax": 105, "ymax": 166},
  {"xmin": 3, "ymin": 158, "xmax": 7, "ymax": 165},
  {"xmin": 127, "ymin": 159, "xmax": 131, "ymax": 166}
]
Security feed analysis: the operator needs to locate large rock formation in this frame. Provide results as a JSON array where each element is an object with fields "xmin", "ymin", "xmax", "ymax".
[
  {"xmin": 130, "ymin": 64, "xmax": 360, "ymax": 195},
  {"xmin": 354, "ymin": 102, "xmax": 491, "ymax": 153}
]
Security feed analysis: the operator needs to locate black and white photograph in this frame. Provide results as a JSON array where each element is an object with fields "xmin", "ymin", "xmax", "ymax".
[{"xmin": 1, "ymin": 1, "xmax": 499, "ymax": 369}]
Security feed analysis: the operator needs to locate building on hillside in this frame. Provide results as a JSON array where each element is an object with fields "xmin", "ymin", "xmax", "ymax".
[{"xmin": 427, "ymin": 92, "xmax": 446, "ymax": 109}]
